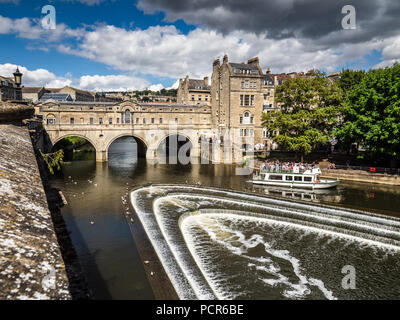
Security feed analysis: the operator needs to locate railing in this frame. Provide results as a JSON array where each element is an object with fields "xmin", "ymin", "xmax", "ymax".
[
  {"xmin": 326, "ymin": 165, "xmax": 400, "ymax": 175},
  {"xmin": 259, "ymin": 166, "xmax": 316, "ymax": 174}
]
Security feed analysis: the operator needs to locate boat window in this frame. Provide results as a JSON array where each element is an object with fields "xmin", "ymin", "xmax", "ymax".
[
  {"xmin": 304, "ymin": 177, "xmax": 312, "ymax": 182},
  {"xmin": 285, "ymin": 176, "xmax": 293, "ymax": 181},
  {"xmin": 294, "ymin": 176, "xmax": 302, "ymax": 181},
  {"xmin": 269, "ymin": 175, "xmax": 283, "ymax": 181}
]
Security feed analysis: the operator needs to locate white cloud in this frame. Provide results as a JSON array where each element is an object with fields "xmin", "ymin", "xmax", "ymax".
[
  {"xmin": 60, "ymin": 23, "xmax": 400, "ymax": 78},
  {"xmin": 0, "ymin": 63, "xmax": 72, "ymax": 87},
  {"xmin": 0, "ymin": 15, "xmax": 85, "ymax": 42},
  {"xmin": 79, "ymin": 74, "xmax": 154, "ymax": 91},
  {"xmin": 148, "ymin": 84, "xmax": 164, "ymax": 92}
]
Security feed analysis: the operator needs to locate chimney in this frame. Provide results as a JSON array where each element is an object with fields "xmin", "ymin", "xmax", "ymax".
[
  {"xmin": 204, "ymin": 76, "xmax": 209, "ymax": 87},
  {"xmin": 223, "ymin": 54, "xmax": 228, "ymax": 64},
  {"xmin": 266, "ymin": 68, "xmax": 271, "ymax": 74},
  {"xmin": 247, "ymin": 57, "xmax": 259, "ymax": 65},
  {"xmin": 213, "ymin": 58, "xmax": 220, "ymax": 67}
]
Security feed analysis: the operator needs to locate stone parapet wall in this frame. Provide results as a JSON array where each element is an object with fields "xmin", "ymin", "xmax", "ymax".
[
  {"xmin": 0, "ymin": 121, "xmax": 71, "ymax": 299},
  {"xmin": 322, "ymin": 169, "xmax": 400, "ymax": 186}
]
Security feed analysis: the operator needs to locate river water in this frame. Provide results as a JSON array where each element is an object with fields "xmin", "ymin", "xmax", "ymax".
[{"xmin": 50, "ymin": 137, "xmax": 400, "ymax": 299}]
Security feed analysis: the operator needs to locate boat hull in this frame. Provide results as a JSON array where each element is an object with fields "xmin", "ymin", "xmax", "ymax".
[{"xmin": 250, "ymin": 179, "xmax": 340, "ymax": 189}]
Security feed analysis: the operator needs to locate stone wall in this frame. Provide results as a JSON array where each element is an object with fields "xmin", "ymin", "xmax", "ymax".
[
  {"xmin": 0, "ymin": 103, "xmax": 71, "ymax": 299},
  {"xmin": 322, "ymin": 169, "xmax": 400, "ymax": 186}
]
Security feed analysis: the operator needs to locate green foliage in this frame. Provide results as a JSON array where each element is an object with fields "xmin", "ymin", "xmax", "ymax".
[
  {"xmin": 336, "ymin": 63, "xmax": 400, "ymax": 158},
  {"xmin": 64, "ymin": 136, "xmax": 87, "ymax": 146},
  {"xmin": 40, "ymin": 149, "xmax": 64, "ymax": 174},
  {"xmin": 262, "ymin": 73, "xmax": 342, "ymax": 156}
]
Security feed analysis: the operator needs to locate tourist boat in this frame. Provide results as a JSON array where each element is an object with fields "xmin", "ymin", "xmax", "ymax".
[{"xmin": 251, "ymin": 167, "xmax": 340, "ymax": 189}]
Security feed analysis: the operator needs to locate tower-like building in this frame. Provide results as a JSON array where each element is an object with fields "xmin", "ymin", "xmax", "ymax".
[{"xmin": 211, "ymin": 55, "xmax": 270, "ymax": 147}]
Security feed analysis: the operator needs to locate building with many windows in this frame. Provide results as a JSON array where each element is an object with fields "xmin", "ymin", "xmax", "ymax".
[
  {"xmin": 211, "ymin": 55, "xmax": 270, "ymax": 148},
  {"xmin": 177, "ymin": 76, "xmax": 211, "ymax": 106}
]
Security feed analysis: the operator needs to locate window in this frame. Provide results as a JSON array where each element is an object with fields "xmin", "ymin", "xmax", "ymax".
[
  {"xmin": 189, "ymin": 118, "xmax": 193, "ymax": 124},
  {"xmin": 175, "ymin": 118, "xmax": 178, "ymax": 124},
  {"xmin": 109, "ymin": 118, "xmax": 113, "ymax": 124},
  {"xmin": 240, "ymin": 95, "xmax": 244, "ymax": 106},
  {"xmin": 245, "ymin": 80, "xmax": 249, "ymax": 88},
  {"xmin": 240, "ymin": 116, "xmax": 243, "ymax": 124},
  {"xmin": 151, "ymin": 118, "xmax": 155, "ymax": 124},
  {"xmin": 90, "ymin": 118, "xmax": 94, "ymax": 125},
  {"xmin": 143, "ymin": 118, "xmax": 146, "ymax": 124},
  {"xmin": 243, "ymin": 112, "xmax": 250, "ymax": 124},
  {"xmin": 251, "ymin": 95, "xmax": 255, "ymax": 106},
  {"xmin": 117, "ymin": 118, "xmax": 120, "ymax": 124},
  {"xmin": 264, "ymin": 94, "xmax": 268, "ymax": 100},
  {"xmin": 244, "ymin": 95, "xmax": 250, "ymax": 106},
  {"xmin": 191, "ymin": 95, "xmax": 195, "ymax": 101},
  {"xmin": 125, "ymin": 110, "xmax": 131, "ymax": 123},
  {"xmin": 269, "ymin": 175, "xmax": 283, "ymax": 181},
  {"xmin": 136, "ymin": 118, "xmax": 139, "ymax": 124},
  {"xmin": 99, "ymin": 118, "xmax": 103, "ymax": 124},
  {"xmin": 286, "ymin": 176, "xmax": 293, "ymax": 181},
  {"xmin": 46, "ymin": 118, "xmax": 56, "ymax": 125},
  {"xmin": 198, "ymin": 95, "xmax": 202, "ymax": 101},
  {"xmin": 250, "ymin": 116, "xmax": 254, "ymax": 124},
  {"xmin": 205, "ymin": 95, "xmax": 208, "ymax": 101},
  {"xmin": 70, "ymin": 118, "xmax": 74, "ymax": 124},
  {"xmin": 294, "ymin": 176, "xmax": 302, "ymax": 182},
  {"xmin": 304, "ymin": 177, "xmax": 312, "ymax": 182},
  {"xmin": 203, "ymin": 118, "xmax": 207, "ymax": 124},
  {"xmin": 159, "ymin": 118, "xmax": 163, "ymax": 124}
]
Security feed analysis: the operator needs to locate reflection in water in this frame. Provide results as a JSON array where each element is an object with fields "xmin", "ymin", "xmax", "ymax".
[{"xmin": 50, "ymin": 137, "xmax": 400, "ymax": 299}]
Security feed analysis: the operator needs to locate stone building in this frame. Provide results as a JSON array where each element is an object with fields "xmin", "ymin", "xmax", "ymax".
[
  {"xmin": 0, "ymin": 75, "xmax": 22, "ymax": 101},
  {"xmin": 177, "ymin": 76, "xmax": 211, "ymax": 106},
  {"xmin": 57, "ymin": 86, "xmax": 95, "ymax": 102},
  {"xmin": 211, "ymin": 55, "xmax": 271, "ymax": 148},
  {"xmin": 22, "ymin": 86, "xmax": 47, "ymax": 102}
]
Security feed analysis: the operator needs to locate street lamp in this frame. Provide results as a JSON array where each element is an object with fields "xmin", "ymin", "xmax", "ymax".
[{"xmin": 13, "ymin": 67, "xmax": 22, "ymax": 87}]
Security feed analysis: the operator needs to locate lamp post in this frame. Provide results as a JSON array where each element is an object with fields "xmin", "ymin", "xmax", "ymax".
[{"xmin": 13, "ymin": 67, "xmax": 22, "ymax": 88}]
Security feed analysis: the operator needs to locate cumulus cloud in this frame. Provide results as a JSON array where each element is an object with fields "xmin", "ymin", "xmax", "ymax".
[
  {"xmin": 0, "ymin": 15, "xmax": 84, "ymax": 41},
  {"xmin": 78, "ymin": 74, "xmax": 159, "ymax": 91},
  {"xmin": 137, "ymin": 0, "xmax": 400, "ymax": 46},
  {"xmin": 0, "ymin": 63, "xmax": 72, "ymax": 87},
  {"xmin": 58, "ymin": 23, "xmax": 399, "ymax": 77},
  {"xmin": 0, "ymin": 63, "xmax": 165, "ymax": 91}
]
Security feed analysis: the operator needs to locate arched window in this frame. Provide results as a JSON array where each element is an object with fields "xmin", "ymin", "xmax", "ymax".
[
  {"xmin": 125, "ymin": 110, "xmax": 131, "ymax": 124},
  {"xmin": 243, "ymin": 112, "xmax": 251, "ymax": 124}
]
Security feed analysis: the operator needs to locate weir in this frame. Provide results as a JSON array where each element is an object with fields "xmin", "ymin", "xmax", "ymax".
[{"xmin": 130, "ymin": 185, "xmax": 400, "ymax": 300}]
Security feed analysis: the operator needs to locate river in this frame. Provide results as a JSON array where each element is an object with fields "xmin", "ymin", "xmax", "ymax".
[{"xmin": 49, "ymin": 137, "xmax": 400, "ymax": 299}]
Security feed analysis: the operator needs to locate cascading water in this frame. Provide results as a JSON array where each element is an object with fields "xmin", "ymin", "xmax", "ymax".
[{"xmin": 130, "ymin": 185, "xmax": 400, "ymax": 300}]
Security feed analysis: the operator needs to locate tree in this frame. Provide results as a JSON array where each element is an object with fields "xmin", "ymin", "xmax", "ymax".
[
  {"xmin": 335, "ymin": 63, "xmax": 400, "ymax": 161},
  {"xmin": 262, "ymin": 72, "xmax": 342, "ymax": 161}
]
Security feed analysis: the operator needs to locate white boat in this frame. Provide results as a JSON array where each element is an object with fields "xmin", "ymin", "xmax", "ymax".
[{"xmin": 251, "ymin": 167, "xmax": 340, "ymax": 189}]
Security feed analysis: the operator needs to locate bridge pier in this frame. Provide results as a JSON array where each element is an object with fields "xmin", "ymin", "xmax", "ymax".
[{"xmin": 96, "ymin": 150, "xmax": 108, "ymax": 162}]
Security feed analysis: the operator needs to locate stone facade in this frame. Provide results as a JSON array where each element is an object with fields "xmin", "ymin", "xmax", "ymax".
[
  {"xmin": 177, "ymin": 76, "xmax": 211, "ymax": 106},
  {"xmin": 0, "ymin": 76, "xmax": 22, "ymax": 102},
  {"xmin": 38, "ymin": 100, "xmax": 213, "ymax": 162},
  {"xmin": 211, "ymin": 55, "xmax": 274, "ymax": 148},
  {"xmin": 22, "ymin": 87, "xmax": 47, "ymax": 103}
]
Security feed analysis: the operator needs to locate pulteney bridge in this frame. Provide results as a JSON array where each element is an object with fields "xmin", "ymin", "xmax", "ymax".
[{"xmin": 36, "ymin": 100, "xmax": 215, "ymax": 162}]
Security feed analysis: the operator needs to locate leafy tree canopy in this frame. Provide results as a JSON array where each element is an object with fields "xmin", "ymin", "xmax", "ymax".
[
  {"xmin": 262, "ymin": 72, "xmax": 342, "ymax": 157},
  {"xmin": 336, "ymin": 63, "xmax": 400, "ymax": 158}
]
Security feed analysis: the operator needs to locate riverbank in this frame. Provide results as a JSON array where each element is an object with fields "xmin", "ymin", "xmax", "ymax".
[{"xmin": 321, "ymin": 169, "xmax": 400, "ymax": 186}]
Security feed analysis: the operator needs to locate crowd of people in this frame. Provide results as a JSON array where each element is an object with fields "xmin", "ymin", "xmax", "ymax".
[{"xmin": 261, "ymin": 160, "xmax": 318, "ymax": 173}]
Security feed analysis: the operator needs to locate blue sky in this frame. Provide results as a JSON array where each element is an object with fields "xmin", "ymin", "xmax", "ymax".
[{"xmin": 0, "ymin": 0, "xmax": 398, "ymax": 91}]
